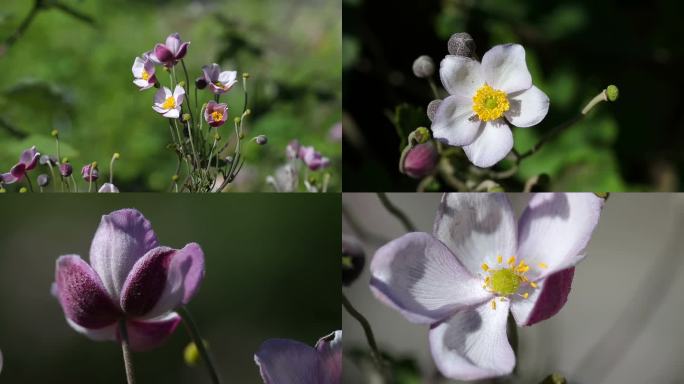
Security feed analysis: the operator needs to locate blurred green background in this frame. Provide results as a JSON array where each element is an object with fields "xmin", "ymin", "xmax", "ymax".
[
  {"xmin": 0, "ymin": 194, "xmax": 340, "ymax": 383},
  {"xmin": 0, "ymin": 0, "xmax": 341, "ymax": 192},
  {"xmin": 343, "ymin": 0, "xmax": 684, "ymax": 191}
]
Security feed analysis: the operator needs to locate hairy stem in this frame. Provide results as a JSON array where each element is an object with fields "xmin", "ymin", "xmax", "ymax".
[{"xmin": 118, "ymin": 320, "xmax": 136, "ymax": 384}]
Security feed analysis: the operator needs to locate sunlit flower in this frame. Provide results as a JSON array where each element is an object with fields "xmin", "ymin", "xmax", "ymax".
[
  {"xmin": 204, "ymin": 100, "xmax": 228, "ymax": 128},
  {"xmin": 132, "ymin": 52, "xmax": 157, "ymax": 91},
  {"xmin": 81, "ymin": 164, "xmax": 99, "ymax": 182},
  {"xmin": 299, "ymin": 146, "xmax": 330, "ymax": 171},
  {"xmin": 370, "ymin": 193, "xmax": 603, "ymax": 380},
  {"xmin": 153, "ymin": 85, "xmax": 185, "ymax": 119},
  {"xmin": 1, "ymin": 146, "xmax": 40, "ymax": 184},
  {"xmin": 52, "ymin": 209, "xmax": 205, "ymax": 351},
  {"xmin": 202, "ymin": 63, "xmax": 238, "ymax": 94},
  {"xmin": 152, "ymin": 33, "xmax": 189, "ymax": 68},
  {"xmin": 432, "ymin": 44, "xmax": 550, "ymax": 167},
  {"xmin": 255, "ymin": 330, "xmax": 342, "ymax": 384}
]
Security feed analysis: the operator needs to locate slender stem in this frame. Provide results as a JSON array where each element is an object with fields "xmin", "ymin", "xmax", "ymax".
[
  {"xmin": 342, "ymin": 293, "xmax": 388, "ymax": 381},
  {"xmin": 24, "ymin": 174, "xmax": 33, "ymax": 192},
  {"xmin": 180, "ymin": 60, "xmax": 195, "ymax": 125},
  {"xmin": 177, "ymin": 306, "xmax": 221, "ymax": 384},
  {"xmin": 1, "ymin": 0, "xmax": 41, "ymax": 54},
  {"xmin": 427, "ymin": 78, "xmax": 440, "ymax": 100},
  {"xmin": 377, "ymin": 192, "xmax": 416, "ymax": 232},
  {"xmin": 70, "ymin": 174, "xmax": 78, "ymax": 192},
  {"xmin": 118, "ymin": 320, "xmax": 136, "ymax": 384},
  {"xmin": 46, "ymin": 162, "xmax": 57, "ymax": 191}
]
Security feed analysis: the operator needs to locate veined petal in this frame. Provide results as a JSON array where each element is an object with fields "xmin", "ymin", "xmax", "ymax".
[
  {"xmin": 89, "ymin": 209, "xmax": 159, "ymax": 300},
  {"xmin": 433, "ymin": 193, "xmax": 517, "ymax": 277},
  {"xmin": 462, "ymin": 120, "xmax": 513, "ymax": 168},
  {"xmin": 315, "ymin": 331, "xmax": 342, "ymax": 384},
  {"xmin": 440, "ymin": 55, "xmax": 484, "ymax": 98},
  {"xmin": 173, "ymin": 84, "xmax": 185, "ymax": 99},
  {"xmin": 505, "ymin": 86, "xmax": 550, "ymax": 128},
  {"xmin": 510, "ymin": 268, "xmax": 574, "ymax": 326},
  {"xmin": 218, "ymin": 70, "xmax": 237, "ymax": 85},
  {"xmin": 153, "ymin": 88, "xmax": 167, "ymax": 105},
  {"xmin": 132, "ymin": 57, "xmax": 145, "ymax": 77},
  {"xmin": 429, "ymin": 300, "xmax": 514, "ymax": 381},
  {"xmin": 123, "ymin": 312, "xmax": 181, "ymax": 352},
  {"xmin": 255, "ymin": 338, "xmax": 323, "ymax": 384},
  {"xmin": 481, "ymin": 44, "xmax": 532, "ymax": 94},
  {"xmin": 431, "ymin": 94, "xmax": 482, "ymax": 146},
  {"xmin": 370, "ymin": 232, "xmax": 491, "ymax": 324},
  {"xmin": 517, "ymin": 193, "xmax": 604, "ymax": 280}
]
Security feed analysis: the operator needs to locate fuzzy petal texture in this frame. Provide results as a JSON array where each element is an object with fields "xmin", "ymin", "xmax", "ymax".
[
  {"xmin": 429, "ymin": 300, "xmax": 514, "ymax": 381},
  {"xmin": 153, "ymin": 44, "xmax": 173, "ymax": 64},
  {"xmin": 440, "ymin": 55, "xmax": 484, "ymax": 98},
  {"xmin": 505, "ymin": 86, "xmax": 550, "ymax": 128},
  {"xmin": 371, "ymin": 232, "xmax": 491, "ymax": 324},
  {"xmin": 55, "ymin": 255, "xmax": 121, "ymax": 328},
  {"xmin": 433, "ymin": 193, "xmax": 517, "ymax": 276},
  {"xmin": 517, "ymin": 193, "xmax": 604, "ymax": 280},
  {"xmin": 315, "ymin": 331, "xmax": 342, "ymax": 384},
  {"xmin": 462, "ymin": 120, "xmax": 513, "ymax": 168},
  {"xmin": 431, "ymin": 95, "xmax": 482, "ymax": 146},
  {"xmin": 510, "ymin": 268, "xmax": 575, "ymax": 327},
  {"xmin": 123, "ymin": 312, "xmax": 182, "ymax": 352},
  {"xmin": 89, "ymin": 209, "xmax": 159, "ymax": 300},
  {"xmin": 255, "ymin": 339, "xmax": 324, "ymax": 384},
  {"xmin": 120, "ymin": 243, "xmax": 204, "ymax": 319},
  {"xmin": 481, "ymin": 44, "xmax": 532, "ymax": 94}
]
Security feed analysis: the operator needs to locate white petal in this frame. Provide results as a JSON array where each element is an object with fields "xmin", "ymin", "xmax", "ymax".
[
  {"xmin": 505, "ymin": 86, "xmax": 550, "ymax": 127},
  {"xmin": 433, "ymin": 193, "xmax": 517, "ymax": 277},
  {"xmin": 173, "ymin": 85, "xmax": 185, "ymax": 98},
  {"xmin": 152, "ymin": 105, "xmax": 168, "ymax": 114},
  {"xmin": 66, "ymin": 318, "xmax": 117, "ymax": 342},
  {"xmin": 481, "ymin": 44, "xmax": 532, "ymax": 94},
  {"xmin": 153, "ymin": 88, "xmax": 167, "ymax": 105},
  {"xmin": 132, "ymin": 57, "xmax": 145, "ymax": 76},
  {"xmin": 218, "ymin": 70, "xmax": 237, "ymax": 84},
  {"xmin": 163, "ymin": 108, "xmax": 180, "ymax": 119},
  {"xmin": 440, "ymin": 55, "xmax": 484, "ymax": 98},
  {"xmin": 429, "ymin": 300, "xmax": 515, "ymax": 381},
  {"xmin": 431, "ymin": 95, "xmax": 482, "ymax": 146},
  {"xmin": 463, "ymin": 120, "xmax": 513, "ymax": 168}
]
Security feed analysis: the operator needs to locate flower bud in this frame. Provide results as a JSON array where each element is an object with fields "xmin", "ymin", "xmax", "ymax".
[
  {"xmin": 412, "ymin": 55, "xmax": 435, "ymax": 78},
  {"xmin": 113, "ymin": 152, "xmax": 120, "ymax": 160},
  {"xmin": 0, "ymin": 187, "xmax": 6, "ymax": 193},
  {"xmin": 59, "ymin": 162, "xmax": 73, "ymax": 177},
  {"xmin": 606, "ymin": 85, "xmax": 619, "ymax": 101},
  {"xmin": 234, "ymin": 117, "xmax": 241, "ymax": 124},
  {"xmin": 19, "ymin": 187, "xmax": 28, "ymax": 193},
  {"xmin": 427, "ymin": 99, "xmax": 442, "ymax": 122},
  {"xmin": 98, "ymin": 182, "xmax": 119, "ymax": 193},
  {"xmin": 448, "ymin": 32, "xmax": 476, "ymax": 57},
  {"xmin": 403, "ymin": 141, "xmax": 438, "ymax": 179},
  {"xmin": 171, "ymin": 174, "xmax": 180, "ymax": 182},
  {"xmin": 342, "ymin": 235, "xmax": 365, "ymax": 286},
  {"xmin": 51, "ymin": 129, "xmax": 59, "ymax": 138},
  {"xmin": 81, "ymin": 163, "xmax": 99, "ymax": 182},
  {"xmin": 195, "ymin": 77, "xmax": 207, "ymax": 90},
  {"xmin": 37, "ymin": 173, "xmax": 50, "ymax": 187},
  {"xmin": 255, "ymin": 135, "xmax": 268, "ymax": 145},
  {"xmin": 178, "ymin": 80, "xmax": 186, "ymax": 87},
  {"xmin": 411, "ymin": 127, "xmax": 431, "ymax": 144},
  {"xmin": 182, "ymin": 113, "xmax": 191, "ymax": 122},
  {"xmin": 242, "ymin": 72, "xmax": 250, "ymax": 79}
]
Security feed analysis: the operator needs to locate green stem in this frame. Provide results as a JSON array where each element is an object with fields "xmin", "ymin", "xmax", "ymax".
[
  {"xmin": 178, "ymin": 306, "xmax": 221, "ymax": 384},
  {"xmin": 377, "ymin": 192, "xmax": 416, "ymax": 232},
  {"xmin": 180, "ymin": 60, "xmax": 195, "ymax": 125},
  {"xmin": 2, "ymin": 0, "xmax": 41, "ymax": 52},
  {"xmin": 24, "ymin": 174, "xmax": 33, "ymax": 192},
  {"xmin": 342, "ymin": 293, "xmax": 389, "ymax": 382},
  {"xmin": 118, "ymin": 320, "xmax": 136, "ymax": 384}
]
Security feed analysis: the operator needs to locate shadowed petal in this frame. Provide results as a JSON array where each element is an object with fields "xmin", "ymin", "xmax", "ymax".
[
  {"xmin": 1, "ymin": 172, "xmax": 18, "ymax": 184},
  {"xmin": 20, "ymin": 146, "xmax": 39, "ymax": 170},
  {"xmin": 202, "ymin": 64, "xmax": 220, "ymax": 82},
  {"xmin": 65, "ymin": 318, "xmax": 117, "ymax": 342},
  {"xmin": 504, "ymin": 86, "xmax": 550, "ymax": 128},
  {"xmin": 9, "ymin": 164, "xmax": 26, "ymax": 180},
  {"xmin": 154, "ymin": 44, "xmax": 173, "ymax": 64},
  {"xmin": 123, "ymin": 312, "xmax": 181, "ymax": 352},
  {"xmin": 255, "ymin": 338, "xmax": 323, "ymax": 384},
  {"xmin": 462, "ymin": 120, "xmax": 513, "ymax": 168},
  {"xmin": 315, "ymin": 331, "xmax": 342, "ymax": 384},
  {"xmin": 165, "ymin": 33, "xmax": 181, "ymax": 54},
  {"xmin": 510, "ymin": 268, "xmax": 575, "ymax": 326},
  {"xmin": 440, "ymin": 55, "xmax": 484, "ymax": 98},
  {"xmin": 431, "ymin": 95, "xmax": 482, "ymax": 146},
  {"xmin": 175, "ymin": 42, "xmax": 189, "ymax": 60},
  {"xmin": 481, "ymin": 44, "xmax": 532, "ymax": 94}
]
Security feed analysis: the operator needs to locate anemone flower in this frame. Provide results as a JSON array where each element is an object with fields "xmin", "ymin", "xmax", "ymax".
[
  {"xmin": 0, "ymin": 146, "xmax": 40, "ymax": 184},
  {"xmin": 152, "ymin": 33, "xmax": 189, "ymax": 68},
  {"xmin": 202, "ymin": 63, "xmax": 238, "ymax": 94},
  {"xmin": 204, "ymin": 101, "xmax": 228, "ymax": 128},
  {"xmin": 153, "ymin": 85, "xmax": 185, "ymax": 119},
  {"xmin": 132, "ymin": 52, "xmax": 157, "ymax": 91}
]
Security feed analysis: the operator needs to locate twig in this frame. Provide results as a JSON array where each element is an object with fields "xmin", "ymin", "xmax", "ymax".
[
  {"xmin": 342, "ymin": 293, "xmax": 390, "ymax": 382},
  {"xmin": 377, "ymin": 192, "xmax": 416, "ymax": 232}
]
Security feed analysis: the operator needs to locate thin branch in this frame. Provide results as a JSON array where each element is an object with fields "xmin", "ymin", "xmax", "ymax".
[{"xmin": 377, "ymin": 193, "xmax": 416, "ymax": 232}]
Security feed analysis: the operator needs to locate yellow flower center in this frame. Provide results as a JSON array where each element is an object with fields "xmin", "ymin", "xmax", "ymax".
[
  {"xmin": 481, "ymin": 255, "xmax": 547, "ymax": 310},
  {"xmin": 472, "ymin": 84, "xmax": 510, "ymax": 122},
  {"xmin": 211, "ymin": 111, "xmax": 224, "ymax": 121},
  {"xmin": 162, "ymin": 96, "xmax": 176, "ymax": 110},
  {"xmin": 142, "ymin": 69, "xmax": 150, "ymax": 81}
]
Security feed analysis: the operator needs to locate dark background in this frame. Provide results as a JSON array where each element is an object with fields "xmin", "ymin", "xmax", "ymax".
[{"xmin": 343, "ymin": 0, "xmax": 684, "ymax": 191}]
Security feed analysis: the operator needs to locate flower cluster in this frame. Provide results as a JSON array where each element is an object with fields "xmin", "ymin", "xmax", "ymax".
[{"xmin": 266, "ymin": 139, "xmax": 332, "ymax": 192}]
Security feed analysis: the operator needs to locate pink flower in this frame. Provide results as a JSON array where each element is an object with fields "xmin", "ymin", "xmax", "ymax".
[
  {"xmin": 202, "ymin": 63, "xmax": 238, "ymax": 94},
  {"xmin": 52, "ymin": 209, "xmax": 205, "ymax": 351},
  {"xmin": 132, "ymin": 52, "xmax": 157, "ymax": 91},
  {"xmin": 81, "ymin": 164, "xmax": 99, "ymax": 182},
  {"xmin": 153, "ymin": 85, "xmax": 185, "ymax": 119},
  {"xmin": 370, "ymin": 193, "xmax": 604, "ymax": 380},
  {"xmin": 403, "ymin": 142, "xmax": 438, "ymax": 179},
  {"xmin": 152, "ymin": 33, "xmax": 189, "ymax": 68},
  {"xmin": 299, "ymin": 146, "xmax": 330, "ymax": 171},
  {"xmin": 204, "ymin": 100, "xmax": 228, "ymax": 128},
  {"xmin": 0, "ymin": 146, "xmax": 40, "ymax": 184}
]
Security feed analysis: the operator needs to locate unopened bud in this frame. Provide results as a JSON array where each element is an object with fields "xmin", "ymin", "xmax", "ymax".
[
  {"xmin": 605, "ymin": 85, "xmax": 619, "ymax": 102},
  {"xmin": 214, "ymin": 133, "xmax": 221, "ymax": 141},
  {"xmin": 0, "ymin": 188, "xmax": 5, "ymax": 193},
  {"xmin": 37, "ymin": 174, "xmax": 50, "ymax": 187},
  {"xmin": 412, "ymin": 55, "xmax": 435, "ymax": 78},
  {"xmin": 255, "ymin": 135, "xmax": 268, "ymax": 145},
  {"xmin": 403, "ymin": 141, "xmax": 438, "ymax": 179},
  {"xmin": 182, "ymin": 113, "xmax": 191, "ymax": 122},
  {"xmin": 113, "ymin": 152, "xmax": 120, "ymax": 160},
  {"xmin": 234, "ymin": 117, "xmax": 241, "ymax": 124},
  {"xmin": 411, "ymin": 127, "xmax": 431, "ymax": 144},
  {"xmin": 178, "ymin": 80, "xmax": 186, "ymax": 87},
  {"xmin": 19, "ymin": 187, "xmax": 28, "ymax": 193},
  {"xmin": 244, "ymin": 109, "xmax": 251, "ymax": 116},
  {"xmin": 242, "ymin": 72, "xmax": 250, "ymax": 79},
  {"xmin": 427, "ymin": 99, "xmax": 442, "ymax": 122},
  {"xmin": 448, "ymin": 32, "xmax": 476, "ymax": 58},
  {"xmin": 171, "ymin": 174, "xmax": 180, "ymax": 182},
  {"xmin": 51, "ymin": 129, "xmax": 59, "ymax": 138},
  {"xmin": 342, "ymin": 235, "xmax": 366, "ymax": 286},
  {"xmin": 59, "ymin": 162, "xmax": 73, "ymax": 177},
  {"xmin": 195, "ymin": 77, "xmax": 207, "ymax": 90}
]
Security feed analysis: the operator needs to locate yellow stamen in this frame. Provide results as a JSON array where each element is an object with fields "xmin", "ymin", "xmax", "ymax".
[
  {"xmin": 507, "ymin": 256, "xmax": 516, "ymax": 265},
  {"xmin": 142, "ymin": 69, "xmax": 150, "ymax": 81},
  {"xmin": 472, "ymin": 84, "xmax": 510, "ymax": 122},
  {"xmin": 538, "ymin": 262, "xmax": 549, "ymax": 269},
  {"xmin": 491, "ymin": 300, "xmax": 496, "ymax": 310},
  {"xmin": 497, "ymin": 255, "xmax": 503, "ymax": 264},
  {"xmin": 521, "ymin": 292, "xmax": 529, "ymax": 299},
  {"xmin": 517, "ymin": 265, "xmax": 530, "ymax": 273},
  {"xmin": 211, "ymin": 111, "xmax": 224, "ymax": 122},
  {"xmin": 161, "ymin": 96, "xmax": 176, "ymax": 110},
  {"xmin": 530, "ymin": 282, "xmax": 538, "ymax": 288},
  {"xmin": 481, "ymin": 263, "xmax": 489, "ymax": 272}
]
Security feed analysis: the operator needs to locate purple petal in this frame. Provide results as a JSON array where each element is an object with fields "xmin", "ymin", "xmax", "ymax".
[
  {"xmin": 510, "ymin": 268, "xmax": 575, "ymax": 326},
  {"xmin": 89, "ymin": 209, "xmax": 159, "ymax": 300},
  {"xmin": 208, "ymin": 83, "xmax": 225, "ymax": 95},
  {"xmin": 54, "ymin": 255, "xmax": 121, "ymax": 328},
  {"xmin": 429, "ymin": 301, "xmax": 515, "ymax": 380},
  {"xmin": 154, "ymin": 44, "xmax": 173, "ymax": 64},
  {"xmin": 165, "ymin": 33, "xmax": 181, "ymax": 54},
  {"xmin": 98, "ymin": 183, "xmax": 119, "ymax": 193},
  {"xmin": 202, "ymin": 64, "xmax": 220, "ymax": 82},
  {"xmin": 20, "ymin": 146, "xmax": 40, "ymax": 169},
  {"xmin": 175, "ymin": 42, "xmax": 189, "ymax": 60},
  {"xmin": 9, "ymin": 163, "xmax": 26, "ymax": 179},
  {"xmin": 153, "ymin": 87, "xmax": 167, "ymax": 105},
  {"xmin": 315, "ymin": 331, "xmax": 342, "ymax": 384},
  {"xmin": 120, "ymin": 243, "xmax": 204, "ymax": 319},
  {"xmin": 255, "ymin": 338, "xmax": 323, "ymax": 384},
  {"xmin": 0, "ymin": 172, "xmax": 18, "ymax": 184},
  {"xmin": 123, "ymin": 312, "xmax": 181, "ymax": 352},
  {"xmin": 370, "ymin": 232, "xmax": 491, "ymax": 324},
  {"xmin": 65, "ymin": 318, "xmax": 117, "ymax": 342},
  {"xmin": 433, "ymin": 193, "xmax": 517, "ymax": 277}
]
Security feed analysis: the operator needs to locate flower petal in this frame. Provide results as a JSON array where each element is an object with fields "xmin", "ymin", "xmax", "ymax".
[
  {"xmin": 165, "ymin": 33, "xmax": 181, "ymax": 54},
  {"xmin": 433, "ymin": 193, "xmax": 517, "ymax": 277},
  {"xmin": 462, "ymin": 120, "xmax": 513, "ymax": 168},
  {"xmin": 65, "ymin": 318, "xmax": 117, "ymax": 342},
  {"xmin": 431, "ymin": 95, "xmax": 482, "ymax": 146},
  {"xmin": 173, "ymin": 84, "xmax": 185, "ymax": 100},
  {"xmin": 132, "ymin": 57, "xmax": 145, "ymax": 77},
  {"xmin": 124, "ymin": 312, "xmax": 181, "ymax": 352},
  {"xmin": 175, "ymin": 42, "xmax": 189, "ymax": 60},
  {"xmin": 255, "ymin": 338, "xmax": 323, "ymax": 384},
  {"xmin": 19, "ymin": 146, "xmax": 39, "ymax": 169},
  {"xmin": 163, "ymin": 108, "xmax": 180, "ymax": 119},
  {"xmin": 120, "ymin": 243, "xmax": 204, "ymax": 319},
  {"xmin": 0, "ymin": 172, "xmax": 18, "ymax": 184},
  {"xmin": 153, "ymin": 88, "xmax": 167, "ymax": 105},
  {"xmin": 517, "ymin": 193, "xmax": 604, "ymax": 280},
  {"xmin": 9, "ymin": 163, "xmax": 26, "ymax": 180},
  {"xmin": 55, "ymin": 255, "xmax": 121, "ymax": 328},
  {"xmin": 89, "ymin": 209, "xmax": 159, "ymax": 300},
  {"xmin": 510, "ymin": 267, "xmax": 575, "ymax": 326},
  {"xmin": 153, "ymin": 44, "xmax": 173, "ymax": 64},
  {"xmin": 504, "ymin": 86, "xmax": 550, "ymax": 128},
  {"xmin": 370, "ymin": 232, "xmax": 491, "ymax": 324},
  {"xmin": 315, "ymin": 331, "xmax": 342, "ymax": 384},
  {"xmin": 481, "ymin": 44, "xmax": 532, "ymax": 94},
  {"xmin": 202, "ymin": 63, "xmax": 220, "ymax": 82},
  {"xmin": 439, "ymin": 55, "xmax": 484, "ymax": 98},
  {"xmin": 429, "ymin": 300, "xmax": 514, "ymax": 380}
]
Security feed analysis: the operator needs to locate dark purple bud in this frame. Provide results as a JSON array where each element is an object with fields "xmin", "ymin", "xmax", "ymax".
[
  {"xmin": 195, "ymin": 76, "xmax": 207, "ymax": 90},
  {"xmin": 37, "ymin": 173, "xmax": 50, "ymax": 187},
  {"xmin": 255, "ymin": 135, "xmax": 268, "ymax": 145},
  {"xmin": 81, "ymin": 163, "xmax": 99, "ymax": 182},
  {"xmin": 59, "ymin": 162, "xmax": 73, "ymax": 177},
  {"xmin": 403, "ymin": 142, "xmax": 438, "ymax": 179},
  {"xmin": 342, "ymin": 235, "xmax": 365, "ymax": 286}
]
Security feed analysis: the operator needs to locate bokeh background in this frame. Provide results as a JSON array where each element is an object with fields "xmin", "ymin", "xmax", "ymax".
[
  {"xmin": 0, "ymin": 194, "xmax": 340, "ymax": 383},
  {"xmin": 343, "ymin": 0, "xmax": 684, "ymax": 191},
  {"xmin": 343, "ymin": 193, "xmax": 684, "ymax": 383},
  {"xmin": 0, "ymin": 0, "xmax": 341, "ymax": 192}
]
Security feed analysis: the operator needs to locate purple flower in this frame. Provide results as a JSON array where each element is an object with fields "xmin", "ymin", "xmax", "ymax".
[
  {"xmin": 52, "ymin": 209, "xmax": 205, "ymax": 351},
  {"xmin": 153, "ymin": 85, "xmax": 185, "ymax": 119},
  {"xmin": 255, "ymin": 330, "xmax": 341, "ymax": 384},
  {"xmin": 59, "ymin": 162, "xmax": 73, "ymax": 177},
  {"xmin": 286, "ymin": 140, "xmax": 300, "ymax": 160},
  {"xmin": 81, "ymin": 164, "xmax": 99, "ymax": 182},
  {"xmin": 152, "ymin": 33, "xmax": 189, "ymax": 68},
  {"xmin": 132, "ymin": 52, "xmax": 157, "ymax": 91},
  {"xmin": 1, "ymin": 146, "xmax": 40, "ymax": 184},
  {"xmin": 204, "ymin": 100, "xmax": 228, "ymax": 128},
  {"xmin": 98, "ymin": 183, "xmax": 119, "ymax": 193},
  {"xmin": 403, "ymin": 142, "xmax": 438, "ymax": 179},
  {"xmin": 202, "ymin": 63, "xmax": 238, "ymax": 94},
  {"xmin": 299, "ymin": 146, "xmax": 330, "ymax": 171},
  {"xmin": 370, "ymin": 193, "xmax": 603, "ymax": 380},
  {"xmin": 328, "ymin": 122, "xmax": 342, "ymax": 141}
]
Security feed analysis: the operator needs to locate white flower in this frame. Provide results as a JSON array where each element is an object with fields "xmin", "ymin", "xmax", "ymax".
[
  {"xmin": 152, "ymin": 85, "xmax": 185, "ymax": 119},
  {"xmin": 131, "ymin": 52, "xmax": 157, "ymax": 91},
  {"xmin": 431, "ymin": 44, "xmax": 550, "ymax": 168}
]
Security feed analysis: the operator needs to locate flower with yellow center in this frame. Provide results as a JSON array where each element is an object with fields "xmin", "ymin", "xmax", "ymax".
[
  {"xmin": 152, "ymin": 85, "xmax": 185, "ymax": 119},
  {"xmin": 472, "ymin": 84, "xmax": 510, "ymax": 122},
  {"xmin": 132, "ymin": 53, "xmax": 157, "ymax": 90},
  {"xmin": 161, "ymin": 97, "xmax": 176, "ymax": 110},
  {"xmin": 203, "ymin": 100, "xmax": 228, "ymax": 127},
  {"xmin": 211, "ymin": 111, "xmax": 223, "ymax": 122}
]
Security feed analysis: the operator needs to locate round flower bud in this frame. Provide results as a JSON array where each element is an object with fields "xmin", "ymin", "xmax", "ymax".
[
  {"xmin": 427, "ymin": 99, "xmax": 442, "ymax": 122},
  {"xmin": 51, "ymin": 129, "xmax": 59, "ymax": 138},
  {"xmin": 171, "ymin": 174, "xmax": 180, "ymax": 182},
  {"xmin": 411, "ymin": 127, "xmax": 431, "ymax": 144},
  {"xmin": 412, "ymin": 55, "xmax": 435, "ymax": 78},
  {"xmin": 225, "ymin": 156, "xmax": 234, "ymax": 164},
  {"xmin": 448, "ymin": 32, "xmax": 476, "ymax": 57},
  {"xmin": 255, "ymin": 135, "xmax": 268, "ymax": 145},
  {"xmin": 19, "ymin": 187, "xmax": 28, "ymax": 193},
  {"xmin": 37, "ymin": 173, "xmax": 50, "ymax": 187},
  {"xmin": 342, "ymin": 235, "xmax": 365, "ymax": 286},
  {"xmin": 606, "ymin": 85, "xmax": 619, "ymax": 102},
  {"xmin": 81, "ymin": 163, "xmax": 99, "ymax": 182},
  {"xmin": 0, "ymin": 187, "xmax": 6, "ymax": 193},
  {"xmin": 182, "ymin": 113, "xmax": 191, "ymax": 122},
  {"xmin": 403, "ymin": 141, "xmax": 438, "ymax": 179},
  {"xmin": 195, "ymin": 77, "xmax": 207, "ymax": 90},
  {"xmin": 59, "ymin": 162, "xmax": 73, "ymax": 177}
]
